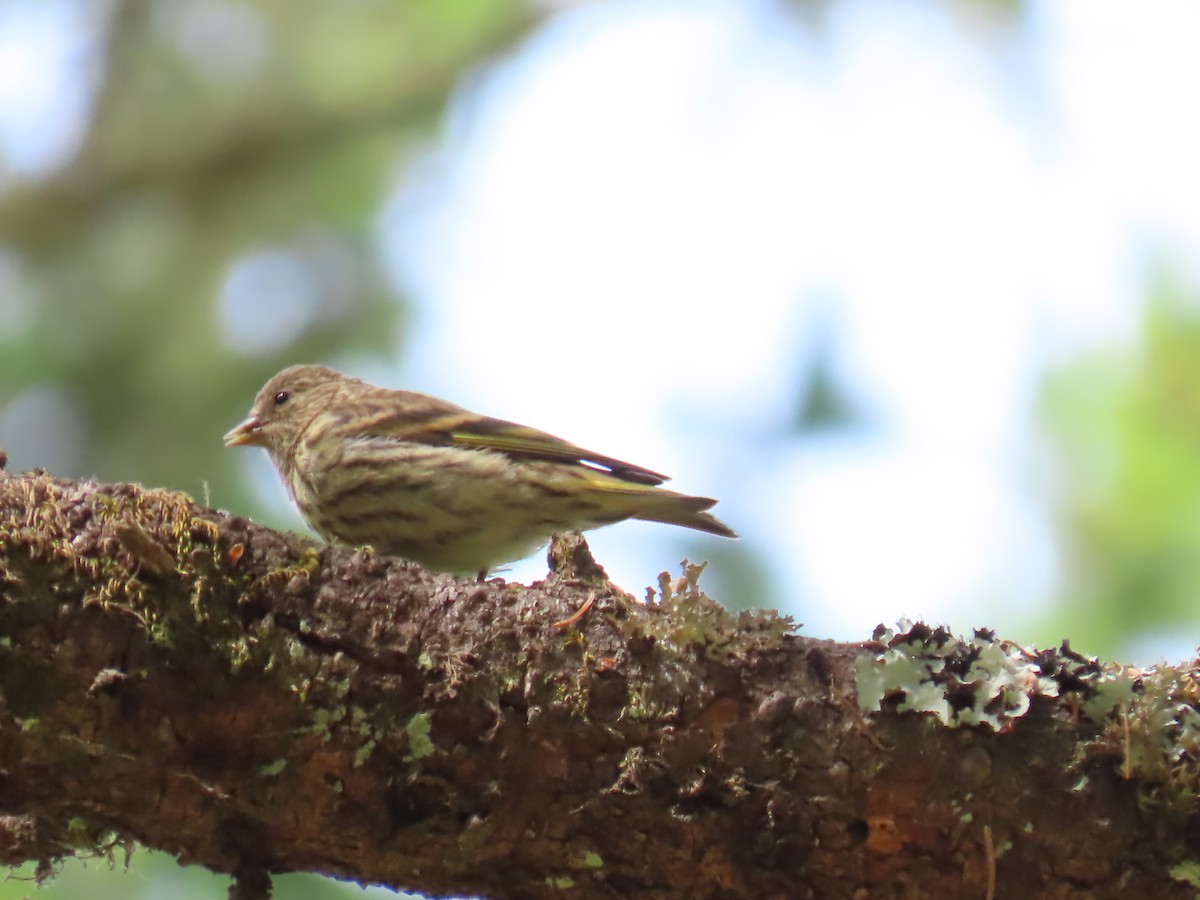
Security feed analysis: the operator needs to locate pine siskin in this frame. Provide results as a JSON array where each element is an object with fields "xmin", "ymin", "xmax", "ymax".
[{"xmin": 223, "ymin": 365, "xmax": 736, "ymax": 578}]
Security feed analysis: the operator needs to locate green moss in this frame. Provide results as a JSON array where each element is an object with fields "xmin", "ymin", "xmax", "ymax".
[
  {"xmin": 635, "ymin": 560, "xmax": 795, "ymax": 660},
  {"xmin": 1169, "ymin": 860, "xmax": 1200, "ymax": 888},
  {"xmin": 1091, "ymin": 664, "xmax": 1200, "ymax": 814},
  {"xmin": 0, "ymin": 475, "xmax": 431, "ymax": 882},
  {"xmin": 455, "ymin": 817, "xmax": 493, "ymax": 857},
  {"xmin": 621, "ymin": 686, "xmax": 673, "ymax": 722},
  {"xmin": 353, "ymin": 735, "xmax": 379, "ymax": 768},
  {"xmin": 404, "ymin": 712, "xmax": 435, "ymax": 760}
]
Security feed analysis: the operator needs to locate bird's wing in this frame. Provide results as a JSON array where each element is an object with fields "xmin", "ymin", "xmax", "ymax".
[
  {"xmin": 449, "ymin": 417, "xmax": 669, "ymax": 486},
  {"xmin": 351, "ymin": 391, "xmax": 669, "ymax": 487}
]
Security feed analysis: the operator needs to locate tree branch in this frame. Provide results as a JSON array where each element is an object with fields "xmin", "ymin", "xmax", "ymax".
[{"xmin": 0, "ymin": 465, "xmax": 1196, "ymax": 898}]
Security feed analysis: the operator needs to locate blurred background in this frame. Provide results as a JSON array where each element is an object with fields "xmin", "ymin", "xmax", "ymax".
[{"xmin": 3, "ymin": 0, "xmax": 1200, "ymax": 895}]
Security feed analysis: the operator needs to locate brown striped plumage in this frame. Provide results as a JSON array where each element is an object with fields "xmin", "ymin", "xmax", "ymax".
[{"xmin": 224, "ymin": 365, "xmax": 735, "ymax": 577}]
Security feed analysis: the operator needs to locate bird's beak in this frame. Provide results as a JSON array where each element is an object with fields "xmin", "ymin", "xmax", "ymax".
[{"xmin": 223, "ymin": 416, "xmax": 266, "ymax": 448}]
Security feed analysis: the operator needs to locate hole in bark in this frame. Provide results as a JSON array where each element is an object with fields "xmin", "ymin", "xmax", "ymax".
[
  {"xmin": 847, "ymin": 819, "xmax": 869, "ymax": 844},
  {"xmin": 386, "ymin": 784, "xmax": 437, "ymax": 829}
]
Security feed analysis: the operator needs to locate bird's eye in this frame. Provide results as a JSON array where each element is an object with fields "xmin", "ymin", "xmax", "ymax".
[{"xmin": 274, "ymin": 391, "xmax": 290, "ymax": 406}]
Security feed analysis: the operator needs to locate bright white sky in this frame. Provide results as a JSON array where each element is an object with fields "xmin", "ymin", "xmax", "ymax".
[
  {"xmin": 3, "ymin": 0, "xmax": 1200, "ymax": 661},
  {"xmin": 387, "ymin": 0, "xmax": 1200, "ymax": 660}
]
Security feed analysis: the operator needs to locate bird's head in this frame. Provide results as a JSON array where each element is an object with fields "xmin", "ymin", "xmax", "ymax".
[{"xmin": 224, "ymin": 364, "xmax": 350, "ymax": 456}]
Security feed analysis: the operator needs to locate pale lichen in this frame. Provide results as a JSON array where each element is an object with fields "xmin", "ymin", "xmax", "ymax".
[
  {"xmin": 856, "ymin": 620, "xmax": 1200, "ymax": 816},
  {"xmin": 855, "ymin": 620, "xmax": 1059, "ymax": 730}
]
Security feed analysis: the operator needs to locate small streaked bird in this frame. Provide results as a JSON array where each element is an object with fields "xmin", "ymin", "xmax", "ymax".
[{"xmin": 224, "ymin": 365, "xmax": 736, "ymax": 579}]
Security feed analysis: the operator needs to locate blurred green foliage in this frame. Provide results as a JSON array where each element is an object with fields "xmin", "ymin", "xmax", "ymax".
[
  {"xmin": 0, "ymin": 850, "xmax": 423, "ymax": 900},
  {"xmin": 1038, "ymin": 274, "xmax": 1200, "ymax": 659},
  {"xmin": 0, "ymin": 0, "xmax": 532, "ymax": 896},
  {"xmin": 0, "ymin": 0, "xmax": 531, "ymax": 510}
]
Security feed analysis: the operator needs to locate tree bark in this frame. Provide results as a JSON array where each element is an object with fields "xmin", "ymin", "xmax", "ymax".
[{"xmin": 0, "ymin": 466, "xmax": 1196, "ymax": 899}]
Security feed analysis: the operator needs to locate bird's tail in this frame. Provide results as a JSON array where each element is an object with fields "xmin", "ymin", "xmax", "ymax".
[{"xmin": 635, "ymin": 492, "xmax": 737, "ymax": 539}]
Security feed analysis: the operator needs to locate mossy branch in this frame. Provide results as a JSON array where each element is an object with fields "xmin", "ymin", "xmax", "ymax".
[{"xmin": 0, "ymin": 467, "xmax": 1197, "ymax": 899}]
